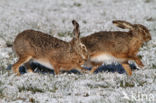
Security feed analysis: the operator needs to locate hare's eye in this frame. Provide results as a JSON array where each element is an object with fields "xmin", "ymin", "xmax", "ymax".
[
  {"xmin": 80, "ymin": 44, "xmax": 85, "ymax": 48},
  {"xmin": 82, "ymin": 45, "xmax": 85, "ymax": 49}
]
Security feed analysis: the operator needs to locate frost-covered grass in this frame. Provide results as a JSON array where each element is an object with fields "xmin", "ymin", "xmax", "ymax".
[{"xmin": 0, "ymin": 0, "xmax": 156, "ymax": 103}]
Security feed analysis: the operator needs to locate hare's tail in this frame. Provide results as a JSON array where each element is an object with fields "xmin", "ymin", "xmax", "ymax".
[{"xmin": 112, "ymin": 20, "xmax": 133, "ymax": 30}]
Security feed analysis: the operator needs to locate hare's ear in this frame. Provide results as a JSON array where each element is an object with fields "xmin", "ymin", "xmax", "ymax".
[
  {"xmin": 112, "ymin": 20, "xmax": 134, "ymax": 30},
  {"xmin": 72, "ymin": 20, "xmax": 80, "ymax": 39}
]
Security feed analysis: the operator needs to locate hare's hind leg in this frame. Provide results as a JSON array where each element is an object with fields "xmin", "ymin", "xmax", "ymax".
[
  {"xmin": 12, "ymin": 56, "xmax": 32, "ymax": 75},
  {"xmin": 121, "ymin": 62, "xmax": 132, "ymax": 76}
]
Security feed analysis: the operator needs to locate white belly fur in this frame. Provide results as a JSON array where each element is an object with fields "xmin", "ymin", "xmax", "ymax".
[
  {"xmin": 90, "ymin": 54, "xmax": 125, "ymax": 64},
  {"xmin": 32, "ymin": 59, "xmax": 54, "ymax": 70}
]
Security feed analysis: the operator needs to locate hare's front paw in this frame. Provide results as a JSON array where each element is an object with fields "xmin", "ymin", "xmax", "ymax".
[
  {"xmin": 11, "ymin": 67, "xmax": 21, "ymax": 76},
  {"xmin": 138, "ymin": 63, "xmax": 144, "ymax": 68},
  {"xmin": 90, "ymin": 66, "xmax": 98, "ymax": 74}
]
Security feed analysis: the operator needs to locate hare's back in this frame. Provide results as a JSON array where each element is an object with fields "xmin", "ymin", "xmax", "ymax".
[
  {"xmin": 15, "ymin": 30, "xmax": 53, "ymax": 45},
  {"xmin": 13, "ymin": 30, "xmax": 56, "ymax": 56},
  {"xmin": 15, "ymin": 30, "xmax": 68, "ymax": 50},
  {"xmin": 81, "ymin": 31, "xmax": 131, "ymax": 53}
]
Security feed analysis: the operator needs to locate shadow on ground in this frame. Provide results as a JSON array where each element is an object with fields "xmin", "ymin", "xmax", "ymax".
[{"xmin": 7, "ymin": 62, "xmax": 138, "ymax": 75}]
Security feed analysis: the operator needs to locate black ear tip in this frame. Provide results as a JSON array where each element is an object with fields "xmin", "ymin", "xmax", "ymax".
[
  {"xmin": 72, "ymin": 20, "xmax": 79, "ymax": 26},
  {"xmin": 72, "ymin": 20, "xmax": 76, "ymax": 25},
  {"xmin": 112, "ymin": 20, "xmax": 118, "ymax": 24}
]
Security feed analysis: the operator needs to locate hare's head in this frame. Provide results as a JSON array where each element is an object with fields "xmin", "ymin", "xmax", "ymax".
[
  {"xmin": 133, "ymin": 24, "xmax": 151, "ymax": 42},
  {"xmin": 71, "ymin": 20, "xmax": 88, "ymax": 61},
  {"xmin": 113, "ymin": 20, "xmax": 151, "ymax": 42}
]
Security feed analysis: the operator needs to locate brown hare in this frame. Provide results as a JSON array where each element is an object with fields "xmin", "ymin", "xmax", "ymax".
[
  {"xmin": 81, "ymin": 20, "xmax": 151, "ymax": 76},
  {"xmin": 12, "ymin": 20, "xmax": 88, "ymax": 75}
]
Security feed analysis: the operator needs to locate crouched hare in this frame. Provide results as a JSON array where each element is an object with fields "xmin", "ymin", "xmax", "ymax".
[
  {"xmin": 12, "ymin": 20, "xmax": 88, "ymax": 75},
  {"xmin": 81, "ymin": 20, "xmax": 151, "ymax": 76}
]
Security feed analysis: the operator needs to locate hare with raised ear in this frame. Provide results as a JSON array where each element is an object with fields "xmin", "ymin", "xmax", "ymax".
[
  {"xmin": 12, "ymin": 20, "xmax": 88, "ymax": 75},
  {"xmin": 81, "ymin": 20, "xmax": 151, "ymax": 76}
]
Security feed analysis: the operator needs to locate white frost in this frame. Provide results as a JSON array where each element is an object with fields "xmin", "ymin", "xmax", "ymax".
[{"xmin": 0, "ymin": 0, "xmax": 156, "ymax": 103}]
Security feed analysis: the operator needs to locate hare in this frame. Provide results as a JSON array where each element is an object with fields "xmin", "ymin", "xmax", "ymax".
[
  {"xmin": 81, "ymin": 20, "xmax": 151, "ymax": 76},
  {"xmin": 12, "ymin": 20, "xmax": 88, "ymax": 75}
]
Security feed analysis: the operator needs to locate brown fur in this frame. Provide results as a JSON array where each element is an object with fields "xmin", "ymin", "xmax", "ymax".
[
  {"xmin": 81, "ymin": 20, "xmax": 151, "ymax": 76},
  {"xmin": 12, "ymin": 20, "xmax": 88, "ymax": 75}
]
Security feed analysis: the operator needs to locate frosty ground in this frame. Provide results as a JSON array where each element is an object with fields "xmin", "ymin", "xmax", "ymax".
[{"xmin": 0, "ymin": 0, "xmax": 156, "ymax": 103}]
